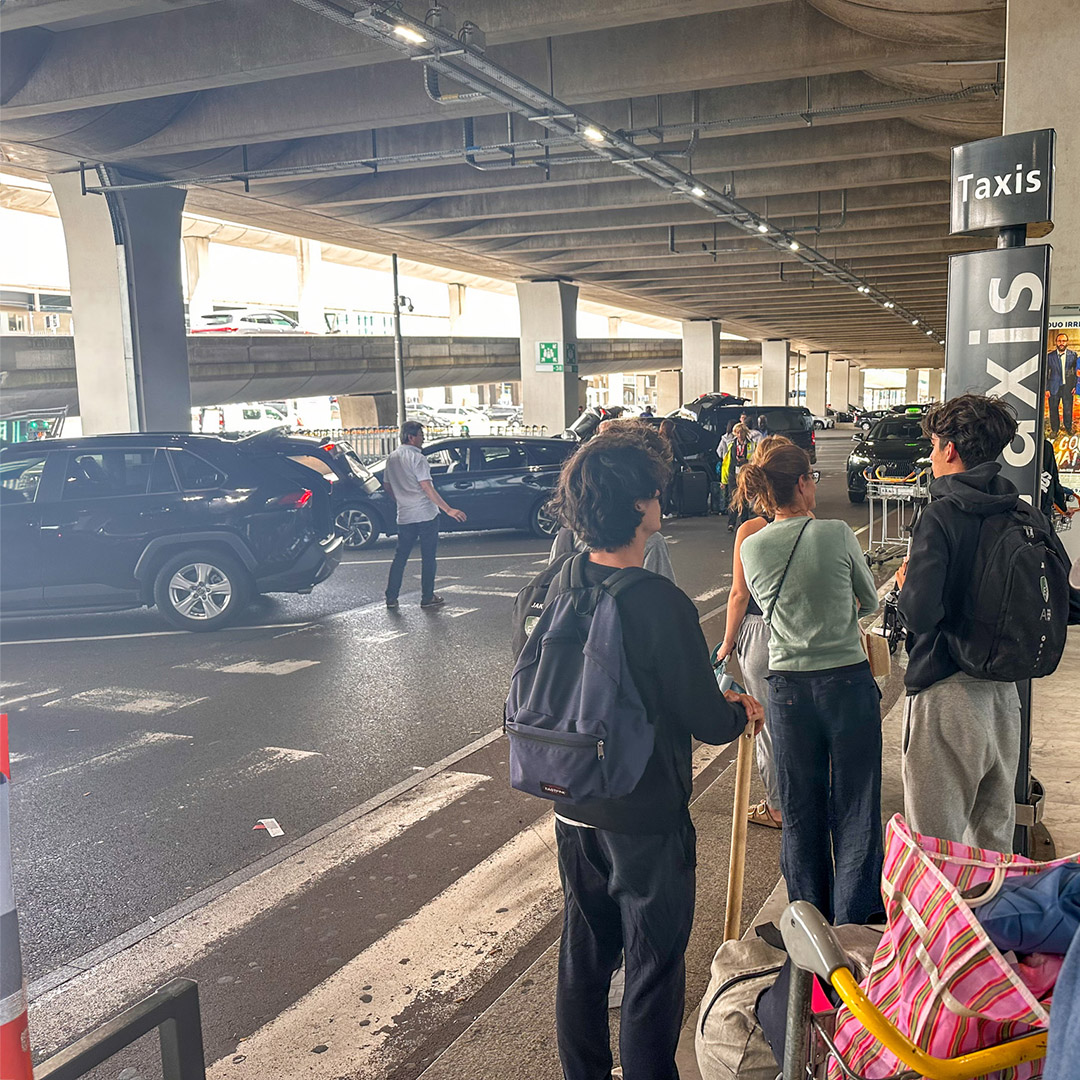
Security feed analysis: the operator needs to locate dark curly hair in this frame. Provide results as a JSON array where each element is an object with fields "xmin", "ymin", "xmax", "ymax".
[
  {"xmin": 549, "ymin": 422, "xmax": 673, "ymax": 551},
  {"xmin": 921, "ymin": 394, "xmax": 1018, "ymax": 468}
]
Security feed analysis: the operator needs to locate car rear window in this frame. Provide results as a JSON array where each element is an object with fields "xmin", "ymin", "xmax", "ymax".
[
  {"xmin": 526, "ymin": 442, "xmax": 574, "ymax": 466},
  {"xmin": 170, "ymin": 449, "xmax": 226, "ymax": 490},
  {"xmin": 759, "ymin": 408, "xmax": 810, "ymax": 431}
]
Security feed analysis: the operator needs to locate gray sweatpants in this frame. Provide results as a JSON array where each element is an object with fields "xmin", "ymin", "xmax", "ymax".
[
  {"xmin": 736, "ymin": 614, "xmax": 779, "ymax": 808},
  {"xmin": 901, "ymin": 671, "xmax": 1021, "ymax": 852}
]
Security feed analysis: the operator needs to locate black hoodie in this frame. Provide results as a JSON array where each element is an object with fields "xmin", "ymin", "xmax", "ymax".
[{"xmin": 898, "ymin": 462, "xmax": 1080, "ymax": 693}]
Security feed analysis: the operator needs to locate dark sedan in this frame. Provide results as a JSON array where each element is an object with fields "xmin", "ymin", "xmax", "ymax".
[
  {"xmin": 846, "ymin": 415, "xmax": 932, "ymax": 502},
  {"xmin": 333, "ymin": 436, "xmax": 577, "ymax": 548}
]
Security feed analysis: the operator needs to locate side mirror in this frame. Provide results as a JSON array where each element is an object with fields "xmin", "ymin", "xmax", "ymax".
[{"xmin": 852, "ymin": 432, "xmax": 863, "ymax": 441}]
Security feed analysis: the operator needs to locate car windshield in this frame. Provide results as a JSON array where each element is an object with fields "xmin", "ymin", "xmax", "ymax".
[{"xmin": 869, "ymin": 418, "xmax": 926, "ymax": 442}]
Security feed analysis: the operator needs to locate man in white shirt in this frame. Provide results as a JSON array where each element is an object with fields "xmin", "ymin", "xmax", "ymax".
[{"xmin": 383, "ymin": 422, "xmax": 467, "ymax": 609}]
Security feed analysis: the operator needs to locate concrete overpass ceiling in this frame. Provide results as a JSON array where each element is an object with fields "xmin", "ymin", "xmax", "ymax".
[{"xmin": 0, "ymin": 0, "xmax": 1005, "ymax": 364}]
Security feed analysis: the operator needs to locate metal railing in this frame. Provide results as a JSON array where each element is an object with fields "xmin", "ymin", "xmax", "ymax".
[
  {"xmin": 295, "ymin": 423, "xmax": 550, "ymax": 462},
  {"xmin": 36, "ymin": 978, "xmax": 206, "ymax": 1080}
]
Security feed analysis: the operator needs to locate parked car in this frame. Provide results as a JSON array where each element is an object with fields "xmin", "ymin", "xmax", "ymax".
[
  {"xmin": 431, "ymin": 405, "xmax": 492, "ymax": 436},
  {"xmin": 811, "ymin": 412, "xmax": 835, "ymax": 430},
  {"xmin": 334, "ymin": 436, "xmax": 577, "ymax": 548},
  {"xmin": 0, "ymin": 434, "xmax": 342, "ymax": 630},
  {"xmin": 190, "ymin": 309, "xmax": 305, "ymax": 334},
  {"xmin": 683, "ymin": 396, "xmax": 817, "ymax": 463},
  {"xmin": 846, "ymin": 414, "xmax": 932, "ymax": 502},
  {"xmin": 854, "ymin": 408, "xmax": 890, "ymax": 432},
  {"xmin": 239, "ymin": 429, "xmax": 385, "ymax": 549},
  {"xmin": 484, "ymin": 405, "xmax": 523, "ymax": 425},
  {"xmin": 192, "ymin": 403, "xmax": 290, "ymax": 433},
  {"xmin": 826, "ymin": 407, "xmax": 854, "ymax": 424}
]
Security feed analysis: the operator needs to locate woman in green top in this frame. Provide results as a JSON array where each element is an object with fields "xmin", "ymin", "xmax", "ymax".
[{"xmin": 737, "ymin": 437, "xmax": 883, "ymax": 924}]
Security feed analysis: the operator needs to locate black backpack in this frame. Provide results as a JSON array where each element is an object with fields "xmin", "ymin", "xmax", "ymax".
[
  {"xmin": 510, "ymin": 550, "xmax": 574, "ymax": 660},
  {"xmin": 945, "ymin": 502, "xmax": 1069, "ymax": 681}
]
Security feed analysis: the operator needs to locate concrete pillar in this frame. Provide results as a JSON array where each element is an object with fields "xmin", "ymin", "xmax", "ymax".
[
  {"xmin": 680, "ymin": 320, "xmax": 722, "ymax": 401},
  {"xmin": 829, "ymin": 358, "xmax": 850, "ymax": 409},
  {"xmin": 516, "ymin": 280, "xmax": 579, "ymax": 432},
  {"xmin": 927, "ymin": 368, "xmax": 943, "ymax": 402},
  {"xmin": 806, "ymin": 351, "xmax": 828, "ymax": 415},
  {"xmin": 848, "ymin": 367, "xmax": 865, "ymax": 410},
  {"xmin": 657, "ymin": 369, "xmax": 683, "ymax": 414},
  {"xmin": 50, "ymin": 170, "xmax": 190, "ymax": 434},
  {"xmin": 607, "ymin": 316, "xmax": 622, "ymax": 337},
  {"xmin": 448, "ymin": 283, "xmax": 467, "ymax": 333},
  {"xmin": 182, "ymin": 235, "xmax": 213, "ymax": 324},
  {"xmin": 905, "ymin": 368, "xmax": 921, "ymax": 403},
  {"xmin": 296, "ymin": 238, "xmax": 325, "ymax": 334},
  {"xmin": 339, "ymin": 394, "xmax": 397, "ymax": 427},
  {"xmin": 719, "ymin": 366, "xmax": 741, "ymax": 396},
  {"xmin": 1005, "ymin": 0, "xmax": 1080, "ymax": 305},
  {"xmin": 760, "ymin": 339, "xmax": 791, "ymax": 405}
]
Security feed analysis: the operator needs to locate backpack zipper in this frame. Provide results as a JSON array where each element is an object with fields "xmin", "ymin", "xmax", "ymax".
[
  {"xmin": 509, "ymin": 728, "xmax": 605, "ymax": 759},
  {"xmin": 699, "ymin": 965, "xmax": 784, "ymax": 1034}
]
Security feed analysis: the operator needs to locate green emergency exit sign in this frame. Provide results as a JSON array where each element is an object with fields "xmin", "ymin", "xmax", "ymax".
[{"xmin": 536, "ymin": 341, "xmax": 578, "ymax": 373}]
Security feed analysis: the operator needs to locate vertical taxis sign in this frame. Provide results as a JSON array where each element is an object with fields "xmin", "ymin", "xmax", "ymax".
[{"xmin": 945, "ymin": 129, "xmax": 1055, "ymax": 501}]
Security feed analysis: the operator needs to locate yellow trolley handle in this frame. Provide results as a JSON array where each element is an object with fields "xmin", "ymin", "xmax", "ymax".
[{"xmin": 780, "ymin": 901, "xmax": 1046, "ymax": 1080}]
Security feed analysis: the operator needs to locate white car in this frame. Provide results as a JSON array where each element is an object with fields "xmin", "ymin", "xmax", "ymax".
[
  {"xmin": 811, "ymin": 413, "xmax": 836, "ymax": 430},
  {"xmin": 431, "ymin": 406, "xmax": 492, "ymax": 435},
  {"xmin": 191, "ymin": 309, "xmax": 307, "ymax": 334}
]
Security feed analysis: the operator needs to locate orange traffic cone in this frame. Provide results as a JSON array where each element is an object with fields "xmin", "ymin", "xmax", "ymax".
[{"xmin": 0, "ymin": 713, "xmax": 33, "ymax": 1079}]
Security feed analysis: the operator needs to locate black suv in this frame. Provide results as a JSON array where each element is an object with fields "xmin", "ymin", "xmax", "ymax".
[
  {"xmin": 846, "ymin": 413, "xmax": 932, "ymax": 502},
  {"xmin": 682, "ymin": 396, "xmax": 817, "ymax": 463},
  {"xmin": 0, "ymin": 434, "xmax": 343, "ymax": 630}
]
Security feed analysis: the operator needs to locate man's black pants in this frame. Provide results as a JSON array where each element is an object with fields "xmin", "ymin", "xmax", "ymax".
[
  {"xmin": 1050, "ymin": 389, "xmax": 1074, "ymax": 434},
  {"xmin": 555, "ymin": 818, "xmax": 695, "ymax": 1080},
  {"xmin": 385, "ymin": 517, "xmax": 439, "ymax": 602}
]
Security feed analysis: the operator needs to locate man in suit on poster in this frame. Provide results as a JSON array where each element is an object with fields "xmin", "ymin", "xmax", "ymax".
[{"xmin": 1047, "ymin": 332, "xmax": 1080, "ymax": 435}]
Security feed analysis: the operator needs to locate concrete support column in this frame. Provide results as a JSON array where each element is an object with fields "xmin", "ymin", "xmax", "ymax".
[
  {"xmin": 607, "ymin": 316, "xmax": 622, "ymax": 337},
  {"xmin": 182, "ymin": 235, "xmax": 213, "ymax": 324},
  {"xmin": 448, "ymin": 283, "xmax": 467, "ymax": 334},
  {"xmin": 719, "ymin": 366, "xmax": 741, "ymax": 396},
  {"xmin": 905, "ymin": 368, "xmax": 921, "ymax": 403},
  {"xmin": 928, "ymin": 368, "xmax": 943, "ymax": 402},
  {"xmin": 339, "ymin": 394, "xmax": 397, "ymax": 427},
  {"xmin": 760, "ymin": 339, "xmax": 791, "ymax": 405},
  {"xmin": 848, "ymin": 367, "xmax": 865, "ymax": 410},
  {"xmin": 680, "ymin": 320, "xmax": 722, "ymax": 401},
  {"xmin": 50, "ymin": 170, "xmax": 190, "ymax": 433},
  {"xmin": 296, "ymin": 238, "xmax": 325, "ymax": 334},
  {"xmin": 806, "ymin": 351, "xmax": 828, "ymax": 415},
  {"xmin": 516, "ymin": 280, "xmax": 579, "ymax": 433},
  {"xmin": 1005, "ymin": 0, "xmax": 1080, "ymax": 305},
  {"xmin": 657, "ymin": 369, "xmax": 683, "ymax": 414},
  {"xmin": 830, "ymin": 358, "xmax": 850, "ymax": 410}
]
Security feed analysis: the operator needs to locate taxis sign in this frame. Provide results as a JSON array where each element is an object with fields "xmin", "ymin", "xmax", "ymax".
[{"xmin": 950, "ymin": 129, "xmax": 1055, "ymax": 237}]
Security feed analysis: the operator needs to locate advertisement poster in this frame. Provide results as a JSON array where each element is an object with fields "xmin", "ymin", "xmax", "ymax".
[{"xmin": 1045, "ymin": 306, "xmax": 1080, "ymax": 490}]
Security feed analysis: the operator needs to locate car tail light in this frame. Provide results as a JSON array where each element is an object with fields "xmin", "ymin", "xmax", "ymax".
[
  {"xmin": 811, "ymin": 430, "xmax": 816, "ymax": 445},
  {"xmin": 276, "ymin": 489, "xmax": 313, "ymax": 509},
  {"xmin": 321, "ymin": 442, "xmax": 336, "ymax": 452}
]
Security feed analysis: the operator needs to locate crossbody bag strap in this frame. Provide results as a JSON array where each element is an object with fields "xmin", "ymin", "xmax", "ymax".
[{"xmin": 764, "ymin": 518, "xmax": 811, "ymax": 626}]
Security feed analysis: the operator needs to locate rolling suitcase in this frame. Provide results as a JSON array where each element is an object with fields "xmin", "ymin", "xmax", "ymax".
[{"xmin": 675, "ymin": 466, "xmax": 710, "ymax": 516}]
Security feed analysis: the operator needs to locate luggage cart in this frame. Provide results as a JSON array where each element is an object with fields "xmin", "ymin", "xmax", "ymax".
[
  {"xmin": 777, "ymin": 900, "xmax": 1047, "ymax": 1080},
  {"xmin": 863, "ymin": 467, "xmax": 931, "ymax": 569}
]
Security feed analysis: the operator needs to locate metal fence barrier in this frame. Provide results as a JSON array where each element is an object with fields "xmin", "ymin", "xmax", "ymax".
[{"xmin": 36, "ymin": 978, "xmax": 206, "ymax": 1080}]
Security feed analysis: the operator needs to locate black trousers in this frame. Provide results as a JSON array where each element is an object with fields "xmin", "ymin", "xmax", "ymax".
[
  {"xmin": 385, "ymin": 517, "xmax": 439, "ymax": 601},
  {"xmin": 1050, "ymin": 389, "xmax": 1074, "ymax": 434},
  {"xmin": 555, "ymin": 818, "xmax": 696, "ymax": 1080}
]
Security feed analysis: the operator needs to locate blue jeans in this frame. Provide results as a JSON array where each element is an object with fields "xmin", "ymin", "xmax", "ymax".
[
  {"xmin": 766, "ymin": 663, "xmax": 884, "ymax": 925},
  {"xmin": 385, "ymin": 516, "xmax": 439, "ymax": 602},
  {"xmin": 555, "ymin": 819, "xmax": 695, "ymax": 1080}
]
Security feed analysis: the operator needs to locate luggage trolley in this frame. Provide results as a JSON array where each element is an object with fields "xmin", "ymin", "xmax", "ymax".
[
  {"xmin": 777, "ymin": 900, "xmax": 1047, "ymax": 1080},
  {"xmin": 862, "ymin": 467, "xmax": 931, "ymax": 569}
]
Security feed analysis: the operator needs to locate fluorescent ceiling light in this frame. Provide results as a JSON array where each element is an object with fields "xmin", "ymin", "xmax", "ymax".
[
  {"xmin": 393, "ymin": 24, "xmax": 427, "ymax": 43},
  {"xmin": 939, "ymin": 339, "xmax": 946, "ymax": 346},
  {"xmin": 690, "ymin": 185, "xmax": 706, "ymax": 198},
  {"xmin": 788, "ymin": 240, "xmax": 800, "ymax": 251},
  {"xmin": 926, "ymin": 329, "xmax": 934, "ymax": 336},
  {"xmin": 912, "ymin": 319, "xmax": 920, "ymax": 326},
  {"xmin": 583, "ymin": 126, "xmax": 604, "ymax": 142},
  {"xmin": 884, "ymin": 301, "xmax": 894, "ymax": 308},
  {"xmin": 756, "ymin": 223, "xmax": 769, "ymax": 234}
]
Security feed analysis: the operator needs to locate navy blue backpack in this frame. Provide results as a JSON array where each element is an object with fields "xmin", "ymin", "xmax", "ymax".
[{"xmin": 504, "ymin": 553, "xmax": 655, "ymax": 804}]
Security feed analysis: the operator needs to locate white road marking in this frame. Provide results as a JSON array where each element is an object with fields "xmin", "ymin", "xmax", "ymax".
[
  {"xmin": 28, "ymin": 770, "xmax": 491, "ymax": 1056},
  {"xmin": 43, "ymin": 688, "xmax": 208, "ymax": 716},
  {"xmin": 440, "ymin": 585, "xmax": 518, "ymax": 598},
  {"xmin": 354, "ymin": 630, "xmax": 409, "ymax": 645},
  {"xmin": 206, "ymin": 746, "xmax": 730, "ymax": 1077},
  {"xmin": 28, "ymin": 732, "xmax": 194, "ymax": 785},
  {"xmin": 694, "ymin": 585, "xmax": 727, "ymax": 604},
  {"xmin": 0, "ymin": 623, "xmax": 311, "ymax": 646},
  {"xmin": 485, "ymin": 569, "xmax": 533, "ymax": 579},
  {"xmin": 699, "ymin": 602, "xmax": 728, "ymax": 626},
  {"xmin": 447, "ymin": 607, "xmax": 479, "ymax": 618},
  {"xmin": 218, "ymin": 659, "xmax": 321, "ymax": 676},
  {"xmin": 0, "ymin": 688, "xmax": 60, "ymax": 707},
  {"xmin": 239, "ymin": 746, "xmax": 326, "ymax": 778},
  {"xmin": 342, "ymin": 551, "xmax": 549, "ymax": 566}
]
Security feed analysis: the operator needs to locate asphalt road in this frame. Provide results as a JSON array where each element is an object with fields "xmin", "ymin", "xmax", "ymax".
[{"xmin": 7, "ymin": 430, "xmax": 879, "ymax": 1072}]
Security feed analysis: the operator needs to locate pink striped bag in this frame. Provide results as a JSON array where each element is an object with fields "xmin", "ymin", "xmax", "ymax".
[{"xmin": 828, "ymin": 814, "xmax": 1079, "ymax": 1080}]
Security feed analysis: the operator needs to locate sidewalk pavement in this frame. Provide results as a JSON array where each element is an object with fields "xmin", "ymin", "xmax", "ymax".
[{"xmin": 418, "ymin": 626, "xmax": 1080, "ymax": 1080}]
